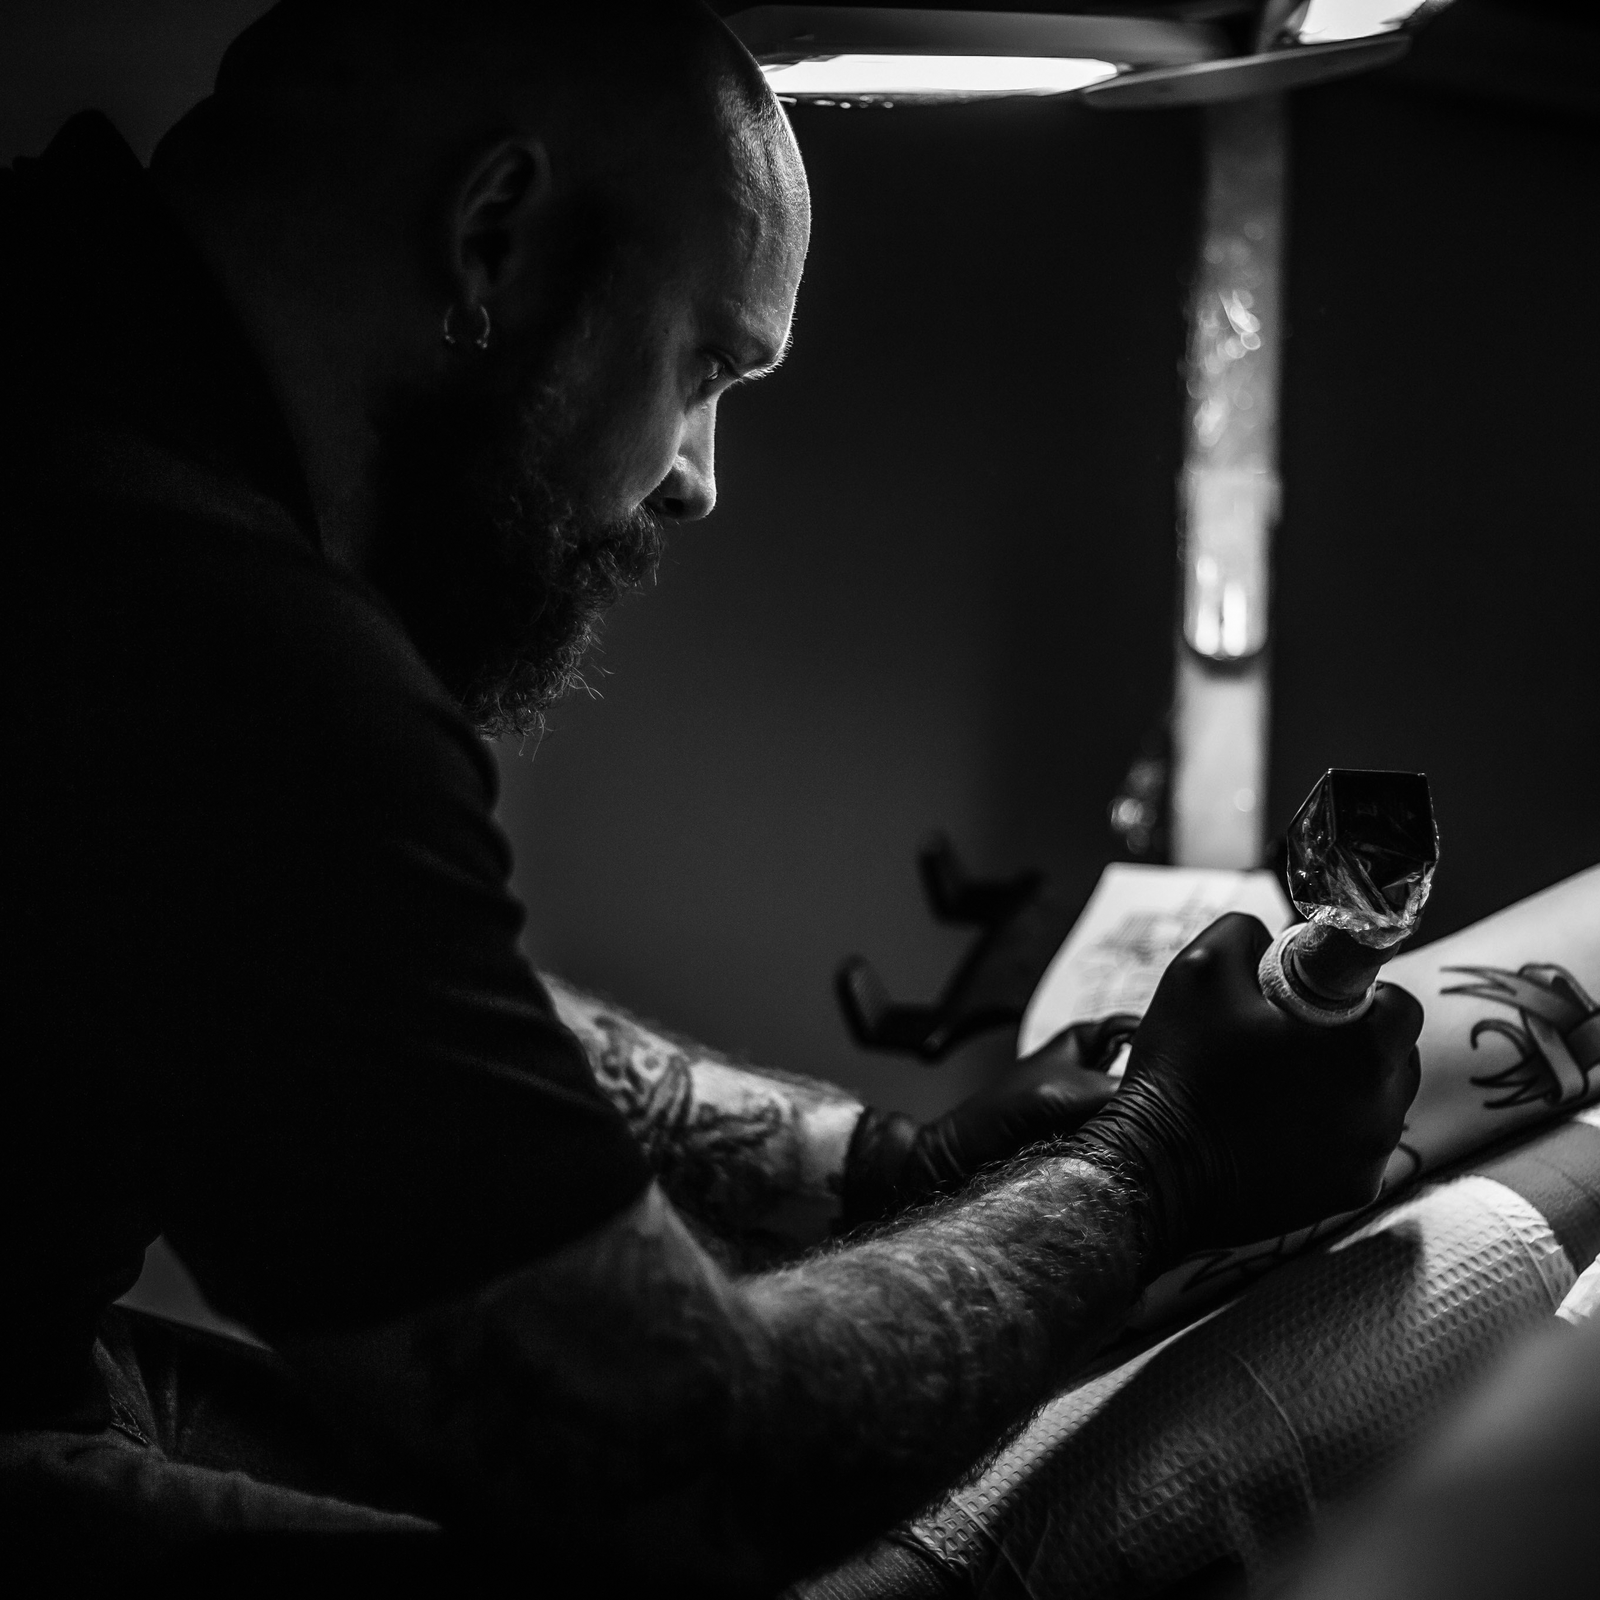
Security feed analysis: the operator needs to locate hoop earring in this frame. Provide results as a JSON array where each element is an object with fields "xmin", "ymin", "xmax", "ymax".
[{"xmin": 442, "ymin": 302, "xmax": 492, "ymax": 352}]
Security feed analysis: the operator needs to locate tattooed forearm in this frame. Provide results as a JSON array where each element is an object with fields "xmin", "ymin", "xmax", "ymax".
[
  {"xmin": 543, "ymin": 974, "xmax": 863, "ymax": 1255},
  {"xmin": 286, "ymin": 1150, "xmax": 1153, "ymax": 1593}
]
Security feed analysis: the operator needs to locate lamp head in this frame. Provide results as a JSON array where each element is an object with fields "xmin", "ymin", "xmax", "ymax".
[{"xmin": 716, "ymin": 3, "xmax": 1456, "ymax": 109}]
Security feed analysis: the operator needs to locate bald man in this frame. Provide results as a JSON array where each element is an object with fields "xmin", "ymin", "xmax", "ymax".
[{"xmin": 0, "ymin": 2, "xmax": 1422, "ymax": 1593}]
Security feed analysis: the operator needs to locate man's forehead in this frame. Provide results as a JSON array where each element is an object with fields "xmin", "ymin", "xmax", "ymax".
[
  {"xmin": 608, "ymin": 62, "xmax": 807, "ymax": 365},
  {"xmin": 703, "ymin": 224, "xmax": 804, "ymax": 369},
  {"xmin": 705, "ymin": 297, "xmax": 793, "ymax": 374},
  {"xmin": 678, "ymin": 153, "xmax": 807, "ymax": 363}
]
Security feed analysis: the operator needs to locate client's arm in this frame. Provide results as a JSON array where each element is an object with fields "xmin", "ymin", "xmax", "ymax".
[
  {"xmin": 287, "ymin": 918, "xmax": 1422, "ymax": 1595},
  {"xmin": 543, "ymin": 975, "xmax": 862, "ymax": 1254}
]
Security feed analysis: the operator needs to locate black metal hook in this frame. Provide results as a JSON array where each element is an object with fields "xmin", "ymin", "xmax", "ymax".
[{"xmin": 835, "ymin": 834, "xmax": 1076, "ymax": 1063}]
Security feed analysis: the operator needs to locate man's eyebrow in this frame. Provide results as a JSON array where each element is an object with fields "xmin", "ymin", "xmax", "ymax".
[{"xmin": 735, "ymin": 327, "xmax": 794, "ymax": 381}]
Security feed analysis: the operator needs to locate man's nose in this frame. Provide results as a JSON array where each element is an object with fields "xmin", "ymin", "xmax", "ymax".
[{"xmin": 647, "ymin": 412, "xmax": 716, "ymax": 522}]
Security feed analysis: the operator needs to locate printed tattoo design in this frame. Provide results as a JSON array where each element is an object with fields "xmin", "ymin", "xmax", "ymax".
[{"xmin": 1443, "ymin": 964, "xmax": 1600, "ymax": 1110}]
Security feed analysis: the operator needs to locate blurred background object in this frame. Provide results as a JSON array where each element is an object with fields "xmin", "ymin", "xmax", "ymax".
[
  {"xmin": 1287, "ymin": 1316, "xmax": 1600, "ymax": 1600},
  {"xmin": 0, "ymin": 0, "xmax": 273, "ymax": 163}
]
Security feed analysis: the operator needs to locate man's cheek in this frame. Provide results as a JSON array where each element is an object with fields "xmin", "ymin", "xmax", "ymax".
[{"xmin": 605, "ymin": 406, "xmax": 682, "ymax": 515}]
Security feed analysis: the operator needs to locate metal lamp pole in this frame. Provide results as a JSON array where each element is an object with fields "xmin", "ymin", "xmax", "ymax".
[{"xmin": 1171, "ymin": 94, "xmax": 1288, "ymax": 868}]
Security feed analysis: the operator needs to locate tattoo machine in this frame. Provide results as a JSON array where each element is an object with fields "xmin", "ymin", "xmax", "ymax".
[{"xmin": 1258, "ymin": 769, "xmax": 1439, "ymax": 1026}]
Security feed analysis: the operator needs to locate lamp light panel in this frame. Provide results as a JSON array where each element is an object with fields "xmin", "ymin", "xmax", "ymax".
[
  {"xmin": 1295, "ymin": 0, "xmax": 1440, "ymax": 43},
  {"xmin": 761, "ymin": 52, "xmax": 1118, "ymax": 101},
  {"xmin": 728, "ymin": 5, "xmax": 1452, "ymax": 110}
]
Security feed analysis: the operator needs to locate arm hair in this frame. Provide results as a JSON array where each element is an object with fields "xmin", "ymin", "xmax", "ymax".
[
  {"xmin": 544, "ymin": 974, "xmax": 864, "ymax": 1261},
  {"xmin": 284, "ymin": 1150, "xmax": 1151, "ymax": 1593}
]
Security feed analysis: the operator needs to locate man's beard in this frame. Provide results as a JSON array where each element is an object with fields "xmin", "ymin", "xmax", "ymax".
[{"xmin": 367, "ymin": 352, "xmax": 664, "ymax": 738}]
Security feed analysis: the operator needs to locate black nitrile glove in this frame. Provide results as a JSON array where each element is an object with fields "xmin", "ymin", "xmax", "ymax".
[
  {"xmin": 840, "ymin": 1013, "xmax": 1141, "ymax": 1229},
  {"xmin": 1066, "ymin": 912, "xmax": 1424, "ymax": 1275}
]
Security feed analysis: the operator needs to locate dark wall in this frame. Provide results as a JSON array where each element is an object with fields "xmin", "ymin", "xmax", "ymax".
[
  {"xmin": 1274, "ymin": 75, "xmax": 1600, "ymax": 941},
  {"xmin": 0, "ymin": 0, "xmax": 271, "ymax": 164},
  {"xmin": 499, "ymin": 97, "xmax": 1198, "ymax": 1120}
]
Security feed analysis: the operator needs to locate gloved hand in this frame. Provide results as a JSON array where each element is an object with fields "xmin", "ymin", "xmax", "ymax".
[
  {"xmin": 840, "ymin": 1013, "xmax": 1141, "ymax": 1229},
  {"xmin": 1067, "ymin": 912, "xmax": 1423, "ymax": 1273}
]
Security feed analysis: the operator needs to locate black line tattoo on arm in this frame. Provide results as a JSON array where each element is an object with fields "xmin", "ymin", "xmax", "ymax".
[
  {"xmin": 285, "ymin": 1151, "xmax": 1153, "ymax": 1594},
  {"xmin": 544, "ymin": 975, "xmax": 863, "ymax": 1257}
]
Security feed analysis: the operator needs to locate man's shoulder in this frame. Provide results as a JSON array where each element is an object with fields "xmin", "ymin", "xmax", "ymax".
[{"xmin": 19, "ymin": 422, "xmax": 495, "ymax": 816}]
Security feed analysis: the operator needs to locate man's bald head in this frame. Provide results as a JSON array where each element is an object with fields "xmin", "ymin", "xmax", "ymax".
[
  {"xmin": 157, "ymin": 1, "xmax": 803, "ymax": 312},
  {"xmin": 170, "ymin": 3, "xmax": 791, "ymax": 225},
  {"xmin": 151, "ymin": 0, "xmax": 809, "ymax": 735}
]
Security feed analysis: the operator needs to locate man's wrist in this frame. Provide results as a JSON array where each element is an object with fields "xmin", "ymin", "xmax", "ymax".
[
  {"xmin": 839, "ymin": 1106, "xmax": 921, "ymax": 1231},
  {"xmin": 1058, "ymin": 1120, "xmax": 1184, "ymax": 1282}
]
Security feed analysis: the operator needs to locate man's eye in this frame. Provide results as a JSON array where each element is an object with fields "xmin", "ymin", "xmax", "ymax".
[{"xmin": 697, "ymin": 356, "xmax": 728, "ymax": 396}]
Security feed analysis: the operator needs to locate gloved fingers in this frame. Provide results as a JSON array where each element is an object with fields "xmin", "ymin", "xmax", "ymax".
[
  {"xmin": 1081, "ymin": 1012, "xmax": 1141, "ymax": 1070},
  {"xmin": 1018, "ymin": 1014, "xmax": 1141, "ymax": 1076},
  {"xmin": 1330, "ymin": 1157, "xmax": 1393, "ymax": 1218},
  {"xmin": 1312, "ymin": 1044, "xmax": 1421, "ymax": 1205},
  {"xmin": 1017, "ymin": 1025, "xmax": 1093, "ymax": 1075},
  {"xmin": 1199, "ymin": 910, "xmax": 1276, "ymax": 969},
  {"xmin": 1151, "ymin": 912, "xmax": 1276, "ymax": 1015},
  {"xmin": 1031, "ymin": 1071, "xmax": 1120, "ymax": 1121},
  {"xmin": 909, "ymin": 1058, "xmax": 1131, "ymax": 1200},
  {"xmin": 1005, "ymin": 1053, "xmax": 1106, "ymax": 1100},
  {"xmin": 1367, "ymin": 980, "xmax": 1426, "ymax": 1057},
  {"xmin": 1323, "ymin": 986, "xmax": 1425, "ymax": 1114},
  {"xmin": 1401, "ymin": 1041, "xmax": 1423, "ymax": 1106},
  {"xmin": 1371, "ymin": 1046, "xmax": 1424, "ymax": 1147}
]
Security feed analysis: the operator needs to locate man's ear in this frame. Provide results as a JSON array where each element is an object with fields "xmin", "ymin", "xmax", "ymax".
[{"xmin": 449, "ymin": 136, "xmax": 555, "ymax": 306}]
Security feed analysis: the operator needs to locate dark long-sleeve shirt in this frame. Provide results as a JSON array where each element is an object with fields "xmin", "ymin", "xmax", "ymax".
[{"xmin": 0, "ymin": 113, "xmax": 649, "ymax": 1424}]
